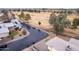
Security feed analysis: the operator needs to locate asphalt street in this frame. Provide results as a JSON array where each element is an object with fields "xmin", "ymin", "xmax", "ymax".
[{"xmin": 1, "ymin": 23, "xmax": 48, "ymax": 51}]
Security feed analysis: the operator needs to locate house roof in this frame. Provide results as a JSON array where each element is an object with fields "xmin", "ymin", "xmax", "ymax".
[
  {"xmin": 11, "ymin": 19, "xmax": 20, "ymax": 24},
  {"xmin": 0, "ymin": 19, "xmax": 21, "ymax": 34},
  {"xmin": 69, "ymin": 38, "xmax": 79, "ymax": 46},
  {"xmin": 0, "ymin": 23, "xmax": 15, "ymax": 28},
  {"xmin": 11, "ymin": 19, "xmax": 21, "ymax": 28},
  {"xmin": 0, "ymin": 27, "xmax": 9, "ymax": 33},
  {"xmin": 0, "ymin": 23, "xmax": 13, "ymax": 33},
  {"xmin": 4, "ymin": 23, "xmax": 15, "ymax": 28},
  {"xmin": 46, "ymin": 37, "xmax": 79, "ymax": 51}
]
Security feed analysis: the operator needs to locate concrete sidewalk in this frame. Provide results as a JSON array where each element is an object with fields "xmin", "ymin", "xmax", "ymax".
[{"xmin": 23, "ymin": 32, "xmax": 55, "ymax": 51}]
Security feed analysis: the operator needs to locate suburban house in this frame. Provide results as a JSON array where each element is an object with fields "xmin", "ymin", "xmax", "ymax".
[
  {"xmin": 0, "ymin": 10, "xmax": 23, "ymax": 39},
  {"xmin": 0, "ymin": 18, "xmax": 22, "ymax": 38},
  {"xmin": 0, "ymin": 26, "xmax": 9, "ymax": 38},
  {"xmin": 69, "ymin": 38, "xmax": 79, "ymax": 47},
  {"xmin": 46, "ymin": 37, "xmax": 79, "ymax": 51},
  {"xmin": 11, "ymin": 18, "xmax": 22, "ymax": 29}
]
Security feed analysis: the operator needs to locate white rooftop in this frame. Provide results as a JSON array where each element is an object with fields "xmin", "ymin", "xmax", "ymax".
[
  {"xmin": 0, "ymin": 19, "xmax": 21, "ymax": 28},
  {"xmin": 0, "ymin": 18, "xmax": 22, "ymax": 38},
  {"xmin": 11, "ymin": 19, "xmax": 22, "ymax": 28},
  {"xmin": 69, "ymin": 38, "xmax": 79, "ymax": 46},
  {"xmin": 0, "ymin": 23, "xmax": 10, "ymax": 38},
  {"xmin": 3, "ymin": 23, "xmax": 15, "ymax": 28},
  {"xmin": 0, "ymin": 23, "xmax": 15, "ymax": 28},
  {"xmin": 11, "ymin": 19, "xmax": 20, "ymax": 24},
  {"xmin": 0, "ymin": 27, "xmax": 9, "ymax": 33},
  {"xmin": 46, "ymin": 37, "xmax": 79, "ymax": 51},
  {"xmin": 0, "ymin": 19, "xmax": 20, "ymax": 33}
]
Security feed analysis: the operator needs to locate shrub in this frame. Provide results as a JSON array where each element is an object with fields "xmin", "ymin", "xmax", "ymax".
[
  {"xmin": 22, "ymin": 29, "xmax": 27, "ymax": 35},
  {"xmin": 18, "ymin": 11, "xmax": 31, "ymax": 21},
  {"xmin": 72, "ymin": 18, "xmax": 79, "ymax": 29},
  {"xmin": 9, "ymin": 31, "xmax": 18, "ymax": 39}
]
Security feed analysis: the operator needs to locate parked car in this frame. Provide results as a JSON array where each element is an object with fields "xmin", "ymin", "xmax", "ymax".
[{"xmin": 0, "ymin": 45, "xmax": 7, "ymax": 50}]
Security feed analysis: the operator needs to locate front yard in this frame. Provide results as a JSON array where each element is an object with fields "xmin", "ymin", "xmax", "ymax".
[
  {"xmin": 9, "ymin": 28, "xmax": 27, "ymax": 39},
  {"xmin": 0, "ymin": 28, "xmax": 29, "ymax": 44}
]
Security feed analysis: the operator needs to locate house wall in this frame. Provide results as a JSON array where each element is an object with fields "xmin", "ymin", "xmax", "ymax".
[{"xmin": 0, "ymin": 32, "xmax": 9, "ymax": 38}]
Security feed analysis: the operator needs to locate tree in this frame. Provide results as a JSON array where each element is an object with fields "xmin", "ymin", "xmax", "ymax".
[
  {"xmin": 22, "ymin": 29, "xmax": 27, "ymax": 35},
  {"xmin": 49, "ymin": 13, "xmax": 71, "ymax": 34},
  {"xmin": 9, "ymin": 31, "xmax": 18, "ymax": 39},
  {"xmin": 76, "ymin": 9, "xmax": 79, "ymax": 15},
  {"xmin": 67, "ymin": 10, "xmax": 73, "ymax": 15},
  {"xmin": 2, "ymin": 10, "xmax": 9, "ymax": 20},
  {"xmin": 25, "ymin": 14, "xmax": 31, "ymax": 20},
  {"xmin": 38, "ymin": 21, "xmax": 41, "ymax": 25},
  {"xmin": 18, "ymin": 11, "xmax": 25, "ymax": 19},
  {"xmin": 18, "ymin": 11, "xmax": 31, "ymax": 21},
  {"xmin": 72, "ymin": 18, "xmax": 79, "ymax": 29},
  {"xmin": 49, "ymin": 12, "xmax": 56, "ymax": 24}
]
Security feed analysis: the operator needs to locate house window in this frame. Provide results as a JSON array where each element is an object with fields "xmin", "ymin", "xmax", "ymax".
[
  {"xmin": 15, "ymin": 22, "xmax": 18, "ymax": 24},
  {"xmin": 0, "ymin": 26, "xmax": 2, "ymax": 28}
]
